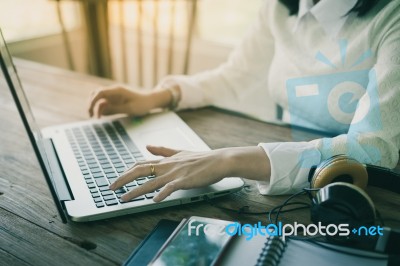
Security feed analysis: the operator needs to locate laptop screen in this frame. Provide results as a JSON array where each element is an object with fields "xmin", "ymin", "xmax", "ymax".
[
  {"xmin": 0, "ymin": 32, "xmax": 43, "ymax": 145},
  {"xmin": 0, "ymin": 29, "xmax": 68, "ymax": 223}
]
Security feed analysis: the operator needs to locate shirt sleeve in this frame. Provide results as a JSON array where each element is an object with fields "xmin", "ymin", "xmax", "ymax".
[
  {"xmin": 156, "ymin": 1, "xmax": 275, "ymax": 110},
  {"xmin": 257, "ymin": 9, "xmax": 400, "ymax": 195}
]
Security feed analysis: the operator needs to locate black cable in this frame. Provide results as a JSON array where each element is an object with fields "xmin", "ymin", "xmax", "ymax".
[
  {"xmin": 274, "ymin": 190, "xmax": 308, "ymax": 225},
  {"xmin": 206, "ymin": 188, "xmax": 395, "ymax": 261},
  {"xmin": 206, "ymin": 190, "xmax": 391, "ymax": 260},
  {"xmin": 268, "ymin": 202, "xmax": 310, "ymax": 224},
  {"xmin": 302, "ymin": 187, "xmax": 321, "ymax": 192},
  {"xmin": 204, "ymin": 195, "xmax": 310, "ymax": 216}
]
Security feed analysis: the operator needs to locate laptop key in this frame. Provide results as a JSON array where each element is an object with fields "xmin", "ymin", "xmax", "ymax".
[
  {"xmin": 90, "ymin": 167, "xmax": 101, "ymax": 173},
  {"xmin": 93, "ymin": 150, "xmax": 103, "ymax": 155},
  {"xmin": 93, "ymin": 172, "xmax": 105, "ymax": 178},
  {"xmin": 87, "ymin": 183, "xmax": 96, "ymax": 189},
  {"xmin": 89, "ymin": 188, "xmax": 98, "ymax": 194},
  {"xmin": 132, "ymin": 151, "xmax": 142, "ymax": 157},
  {"xmin": 116, "ymin": 167, "xmax": 126, "ymax": 173},
  {"xmin": 85, "ymin": 156, "xmax": 95, "ymax": 161},
  {"xmin": 83, "ymin": 174, "xmax": 92, "ymax": 180},
  {"xmin": 96, "ymin": 202, "xmax": 105, "ymax": 208},
  {"xmin": 86, "ymin": 159, "xmax": 97, "ymax": 164},
  {"xmin": 126, "ymin": 182, "xmax": 137, "ymax": 188},
  {"xmin": 121, "ymin": 154, "xmax": 131, "ymax": 159},
  {"xmin": 94, "ymin": 197, "xmax": 103, "ymax": 203},
  {"xmin": 98, "ymin": 159, "xmax": 109, "ymax": 164},
  {"xmin": 101, "ymin": 163, "xmax": 112, "ymax": 169},
  {"xmin": 104, "ymin": 168, "xmax": 115, "ymax": 174},
  {"xmin": 109, "ymin": 154, "xmax": 120, "ymax": 160},
  {"xmin": 125, "ymin": 162, "xmax": 135, "ymax": 168},
  {"xmin": 97, "ymin": 155, "xmax": 107, "ymax": 160},
  {"xmin": 121, "ymin": 196, "xmax": 148, "ymax": 203},
  {"xmin": 105, "ymin": 199, "xmax": 118, "ymax": 206},
  {"xmin": 137, "ymin": 179, "xmax": 148, "ymax": 185},
  {"xmin": 88, "ymin": 163, "xmax": 99, "ymax": 169},
  {"xmin": 111, "ymin": 158, "xmax": 122, "ymax": 163},
  {"xmin": 124, "ymin": 158, "xmax": 135, "ymax": 164},
  {"xmin": 91, "ymin": 192, "xmax": 100, "ymax": 198},
  {"xmin": 108, "ymin": 177, "xmax": 117, "ymax": 184},
  {"xmin": 106, "ymin": 173, "xmax": 118, "ymax": 179},
  {"xmin": 83, "ymin": 152, "xmax": 93, "ymax": 157},
  {"xmin": 95, "ymin": 178, "xmax": 109, "ymax": 187},
  {"xmin": 99, "ymin": 186, "xmax": 111, "ymax": 192},
  {"xmin": 123, "ymin": 195, "xmax": 145, "ymax": 202},
  {"xmin": 103, "ymin": 194, "xmax": 116, "ymax": 201},
  {"xmin": 145, "ymin": 192, "xmax": 156, "ymax": 199},
  {"xmin": 115, "ymin": 188, "xmax": 127, "ymax": 193},
  {"xmin": 101, "ymin": 190, "xmax": 114, "ymax": 196}
]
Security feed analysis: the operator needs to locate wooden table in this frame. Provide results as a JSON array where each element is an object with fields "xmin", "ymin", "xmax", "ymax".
[{"xmin": 1, "ymin": 59, "xmax": 400, "ymax": 265}]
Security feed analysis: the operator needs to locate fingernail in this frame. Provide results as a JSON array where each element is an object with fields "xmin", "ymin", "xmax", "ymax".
[
  {"xmin": 109, "ymin": 183, "xmax": 115, "ymax": 190},
  {"xmin": 153, "ymin": 196, "xmax": 160, "ymax": 202},
  {"xmin": 121, "ymin": 194, "xmax": 129, "ymax": 201}
]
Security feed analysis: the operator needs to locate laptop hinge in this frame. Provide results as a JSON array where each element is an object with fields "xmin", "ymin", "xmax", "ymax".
[
  {"xmin": 41, "ymin": 138, "xmax": 73, "ymax": 223},
  {"xmin": 42, "ymin": 138, "xmax": 73, "ymax": 201}
]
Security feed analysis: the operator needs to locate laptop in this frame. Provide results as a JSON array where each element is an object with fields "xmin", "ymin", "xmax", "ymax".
[{"xmin": 0, "ymin": 29, "xmax": 244, "ymax": 222}]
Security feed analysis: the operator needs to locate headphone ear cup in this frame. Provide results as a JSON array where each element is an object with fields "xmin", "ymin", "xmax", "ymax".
[
  {"xmin": 310, "ymin": 156, "xmax": 368, "ymax": 190},
  {"xmin": 311, "ymin": 182, "xmax": 376, "ymax": 228}
]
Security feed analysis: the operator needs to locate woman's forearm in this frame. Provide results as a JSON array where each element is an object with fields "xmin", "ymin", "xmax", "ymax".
[
  {"xmin": 223, "ymin": 146, "xmax": 271, "ymax": 182},
  {"xmin": 150, "ymin": 85, "xmax": 181, "ymax": 110}
]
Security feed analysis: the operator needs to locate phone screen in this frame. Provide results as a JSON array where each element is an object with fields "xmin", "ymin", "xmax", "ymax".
[{"xmin": 150, "ymin": 217, "xmax": 233, "ymax": 266}]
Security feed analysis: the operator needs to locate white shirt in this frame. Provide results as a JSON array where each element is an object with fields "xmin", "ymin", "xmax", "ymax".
[
  {"xmin": 295, "ymin": 0, "xmax": 357, "ymax": 37},
  {"xmin": 158, "ymin": 0, "xmax": 400, "ymax": 195}
]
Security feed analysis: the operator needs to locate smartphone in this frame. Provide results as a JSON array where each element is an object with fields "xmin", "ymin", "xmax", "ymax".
[{"xmin": 149, "ymin": 216, "xmax": 235, "ymax": 266}]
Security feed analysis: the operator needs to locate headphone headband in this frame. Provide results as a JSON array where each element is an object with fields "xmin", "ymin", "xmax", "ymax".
[{"xmin": 365, "ymin": 164, "xmax": 400, "ymax": 194}]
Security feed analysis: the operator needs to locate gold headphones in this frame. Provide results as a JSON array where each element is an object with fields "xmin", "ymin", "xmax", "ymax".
[
  {"xmin": 307, "ymin": 155, "xmax": 400, "ymax": 253},
  {"xmin": 308, "ymin": 154, "xmax": 390, "ymax": 226},
  {"xmin": 309, "ymin": 155, "xmax": 368, "ymax": 190}
]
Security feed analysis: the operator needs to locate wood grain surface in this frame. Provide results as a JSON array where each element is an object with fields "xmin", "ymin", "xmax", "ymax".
[{"xmin": 1, "ymin": 58, "xmax": 399, "ymax": 265}]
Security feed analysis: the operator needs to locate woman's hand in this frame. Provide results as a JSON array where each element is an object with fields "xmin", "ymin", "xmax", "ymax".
[
  {"xmin": 109, "ymin": 145, "xmax": 271, "ymax": 202},
  {"xmin": 88, "ymin": 85, "xmax": 173, "ymax": 118}
]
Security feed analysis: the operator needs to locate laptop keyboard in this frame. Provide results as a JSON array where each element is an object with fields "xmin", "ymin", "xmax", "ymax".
[{"xmin": 65, "ymin": 121, "xmax": 157, "ymax": 208}]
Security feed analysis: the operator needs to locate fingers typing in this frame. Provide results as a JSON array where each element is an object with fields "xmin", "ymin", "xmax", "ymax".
[
  {"xmin": 146, "ymin": 145, "xmax": 181, "ymax": 157},
  {"xmin": 88, "ymin": 89, "xmax": 106, "ymax": 117},
  {"xmin": 153, "ymin": 180, "xmax": 182, "ymax": 202},
  {"xmin": 109, "ymin": 163, "xmax": 151, "ymax": 190},
  {"xmin": 120, "ymin": 177, "xmax": 169, "ymax": 202}
]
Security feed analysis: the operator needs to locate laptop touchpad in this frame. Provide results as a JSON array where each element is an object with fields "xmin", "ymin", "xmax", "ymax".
[{"xmin": 138, "ymin": 127, "xmax": 196, "ymax": 151}]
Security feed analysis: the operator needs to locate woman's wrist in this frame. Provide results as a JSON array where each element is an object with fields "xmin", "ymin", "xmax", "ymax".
[
  {"xmin": 150, "ymin": 85, "xmax": 181, "ymax": 110},
  {"xmin": 220, "ymin": 146, "xmax": 271, "ymax": 181}
]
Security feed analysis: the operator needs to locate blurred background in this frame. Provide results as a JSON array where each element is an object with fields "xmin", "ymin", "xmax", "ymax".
[{"xmin": 0, "ymin": 0, "xmax": 276, "ymax": 121}]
